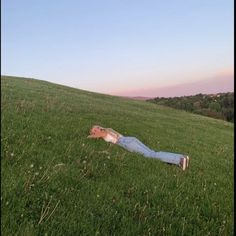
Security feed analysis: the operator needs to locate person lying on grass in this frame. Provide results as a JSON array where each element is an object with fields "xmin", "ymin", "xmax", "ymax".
[{"xmin": 87, "ymin": 125, "xmax": 189, "ymax": 170}]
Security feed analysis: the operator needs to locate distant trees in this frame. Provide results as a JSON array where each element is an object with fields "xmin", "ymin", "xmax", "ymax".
[
  {"xmin": 209, "ymin": 102, "xmax": 221, "ymax": 112},
  {"xmin": 148, "ymin": 92, "xmax": 234, "ymax": 122}
]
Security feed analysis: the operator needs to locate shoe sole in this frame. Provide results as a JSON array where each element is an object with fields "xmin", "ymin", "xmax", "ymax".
[
  {"xmin": 181, "ymin": 157, "xmax": 187, "ymax": 171},
  {"xmin": 185, "ymin": 155, "xmax": 190, "ymax": 168}
]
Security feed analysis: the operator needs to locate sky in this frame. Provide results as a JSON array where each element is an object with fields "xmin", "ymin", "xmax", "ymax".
[{"xmin": 2, "ymin": 0, "xmax": 234, "ymax": 97}]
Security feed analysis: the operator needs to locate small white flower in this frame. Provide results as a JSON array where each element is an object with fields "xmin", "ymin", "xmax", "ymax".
[
  {"xmin": 82, "ymin": 160, "xmax": 87, "ymax": 164},
  {"xmin": 6, "ymin": 201, "xmax": 9, "ymax": 206},
  {"xmin": 35, "ymin": 172, "xmax": 39, "ymax": 176},
  {"xmin": 10, "ymin": 153, "xmax": 14, "ymax": 157},
  {"xmin": 39, "ymin": 166, "xmax": 42, "ymax": 170},
  {"xmin": 82, "ymin": 143, "xmax": 85, "ymax": 147},
  {"xmin": 97, "ymin": 194, "xmax": 100, "ymax": 198},
  {"xmin": 214, "ymin": 183, "xmax": 217, "ymax": 186},
  {"xmin": 30, "ymin": 164, "xmax": 34, "ymax": 168},
  {"xmin": 21, "ymin": 214, "xmax": 24, "ymax": 217},
  {"xmin": 107, "ymin": 156, "xmax": 110, "ymax": 159}
]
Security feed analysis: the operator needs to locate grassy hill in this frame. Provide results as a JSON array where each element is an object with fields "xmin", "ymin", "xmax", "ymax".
[{"xmin": 1, "ymin": 76, "xmax": 234, "ymax": 235}]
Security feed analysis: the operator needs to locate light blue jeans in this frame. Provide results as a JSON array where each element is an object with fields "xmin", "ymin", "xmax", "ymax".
[{"xmin": 117, "ymin": 136, "xmax": 184, "ymax": 165}]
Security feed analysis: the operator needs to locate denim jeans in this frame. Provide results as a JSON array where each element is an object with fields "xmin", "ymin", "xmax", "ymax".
[{"xmin": 117, "ymin": 136, "xmax": 184, "ymax": 165}]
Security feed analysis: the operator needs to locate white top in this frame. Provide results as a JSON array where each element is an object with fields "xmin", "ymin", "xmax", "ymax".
[
  {"xmin": 103, "ymin": 128, "xmax": 123, "ymax": 144},
  {"xmin": 103, "ymin": 133, "xmax": 118, "ymax": 144}
]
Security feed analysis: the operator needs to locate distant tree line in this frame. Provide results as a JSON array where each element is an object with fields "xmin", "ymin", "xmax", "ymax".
[{"xmin": 147, "ymin": 92, "xmax": 234, "ymax": 122}]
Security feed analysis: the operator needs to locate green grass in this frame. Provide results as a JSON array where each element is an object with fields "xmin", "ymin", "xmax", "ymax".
[{"xmin": 1, "ymin": 76, "xmax": 234, "ymax": 236}]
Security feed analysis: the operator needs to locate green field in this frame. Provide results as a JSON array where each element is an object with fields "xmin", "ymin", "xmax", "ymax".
[{"xmin": 1, "ymin": 76, "xmax": 234, "ymax": 235}]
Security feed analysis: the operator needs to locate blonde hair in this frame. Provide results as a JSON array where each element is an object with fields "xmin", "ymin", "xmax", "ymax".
[
  {"xmin": 91, "ymin": 125, "xmax": 122, "ymax": 137},
  {"xmin": 92, "ymin": 125, "xmax": 105, "ymax": 131}
]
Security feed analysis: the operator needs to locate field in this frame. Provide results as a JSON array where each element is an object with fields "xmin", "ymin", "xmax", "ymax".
[{"xmin": 1, "ymin": 76, "xmax": 234, "ymax": 235}]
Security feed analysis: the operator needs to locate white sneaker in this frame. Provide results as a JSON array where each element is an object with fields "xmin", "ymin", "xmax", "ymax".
[
  {"xmin": 185, "ymin": 155, "xmax": 190, "ymax": 168},
  {"xmin": 180, "ymin": 157, "xmax": 187, "ymax": 171}
]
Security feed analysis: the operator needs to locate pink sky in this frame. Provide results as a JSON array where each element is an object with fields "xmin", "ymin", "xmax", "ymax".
[{"xmin": 115, "ymin": 70, "xmax": 234, "ymax": 98}]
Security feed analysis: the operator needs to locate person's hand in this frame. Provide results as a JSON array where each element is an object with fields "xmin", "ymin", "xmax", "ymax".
[
  {"xmin": 87, "ymin": 134, "xmax": 98, "ymax": 139},
  {"xmin": 87, "ymin": 128, "xmax": 96, "ymax": 138},
  {"xmin": 87, "ymin": 132, "xmax": 102, "ymax": 138}
]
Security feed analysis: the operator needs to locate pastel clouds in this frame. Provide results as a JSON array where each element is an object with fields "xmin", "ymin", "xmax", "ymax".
[{"xmin": 116, "ymin": 69, "xmax": 234, "ymax": 98}]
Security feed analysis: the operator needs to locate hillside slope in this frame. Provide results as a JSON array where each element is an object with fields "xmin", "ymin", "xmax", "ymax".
[{"xmin": 1, "ymin": 76, "xmax": 234, "ymax": 235}]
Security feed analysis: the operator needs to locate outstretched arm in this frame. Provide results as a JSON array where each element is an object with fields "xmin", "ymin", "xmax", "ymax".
[{"xmin": 87, "ymin": 134, "xmax": 100, "ymax": 139}]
